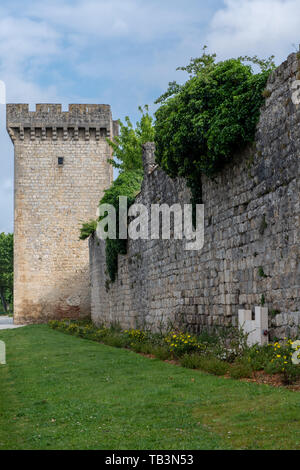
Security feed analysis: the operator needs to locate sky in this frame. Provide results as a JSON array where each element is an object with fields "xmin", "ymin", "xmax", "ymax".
[{"xmin": 0, "ymin": 0, "xmax": 300, "ymax": 233}]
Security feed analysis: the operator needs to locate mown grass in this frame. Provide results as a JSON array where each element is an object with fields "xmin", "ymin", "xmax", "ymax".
[{"xmin": 0, "ymin": 326, "xmax": 300, "ymax": 450}]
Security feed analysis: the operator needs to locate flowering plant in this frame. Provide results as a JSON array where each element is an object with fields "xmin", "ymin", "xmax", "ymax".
[
  {"xmin": 267, "ymin": 339, "xmax": 300, "ymax": 384},
  {"xmin": 165, "ymin": 332, "xmax": 205, "ymax": 356},
  {"xmin": 124, "ymin": 329, "xmax": 147, "ymax": 342}
]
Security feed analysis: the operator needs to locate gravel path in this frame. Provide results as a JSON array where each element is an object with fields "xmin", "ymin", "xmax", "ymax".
[{"xmin": 0, "ymin": 316, "xmax": 25, "ymax": 330}]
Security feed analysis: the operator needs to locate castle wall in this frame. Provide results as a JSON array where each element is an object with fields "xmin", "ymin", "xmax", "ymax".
[
  {"xmin": 7, "ymin": 104, "xmax": 117, "ymax": 324},
  {"xmin": 90, "ymin": 53, "xmax": 300, "ymax": 339}
]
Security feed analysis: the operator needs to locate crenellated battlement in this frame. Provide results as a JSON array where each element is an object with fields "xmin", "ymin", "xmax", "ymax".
[{"xmin": 7, "ymin": 103, "xmax": 119, "ymax": 142}]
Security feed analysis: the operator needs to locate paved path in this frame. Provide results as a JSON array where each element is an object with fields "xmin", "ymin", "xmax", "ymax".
[{"xmin": 0, "ymin": 316, "xmax": 25, "ymax": 330}]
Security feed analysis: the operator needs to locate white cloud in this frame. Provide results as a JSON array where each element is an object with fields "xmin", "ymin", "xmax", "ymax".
[
  {"xmin": 0, "ymin": 6, "xmax": 62, "ymax": 103},
  {"xmin": 30, "ymin": 0, "xmax": 206, "ymax": 41},
  {"xmin": 207, "ymin": 0, "xmax": 300, "ymax": 62},
  {"xmin": 0, "ymin": 13, "xmax": 60, "ymax": 70}
]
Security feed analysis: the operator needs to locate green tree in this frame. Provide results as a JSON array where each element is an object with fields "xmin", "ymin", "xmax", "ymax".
[
  {"xmin": 100, "ymin": 170, "xmax": 143, "ymax": 282},
  {"xmin": 0, "ymin": 233, "xmax": 13, "ymax": 314}
]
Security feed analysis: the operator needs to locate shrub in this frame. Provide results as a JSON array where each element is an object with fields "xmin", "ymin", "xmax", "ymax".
[
  {"xmin": 103, "ymin": 334, "xmax": 129, "ymax": 349},
  {"xmin": 180, "ymin": 353, "xmax": 205, "ymax": 370},
  {"xmin": 124, "ymin": 329, "xmax": 148, "ymax": 343},
  {"xmin": 154, "ymin": 48, "xmax": 275, "ymax": 210},
  {"xmin": 264, "ymin": 361, "xmax": 279, "ymax": 376},
  {"xmin": 129, "ymin": 341, "xmax": 144, "ymax": 353},
  {"xmin": 164, "ymin": 331, "xmax": 206, "ymax": 357},
  {"xmin": 140, "ymin": 343, "xmax": 157, "ymax": 355},
  {"xmin": 246, "ymin": 345, "xmax": 273, "ymax": 371},
  {"xmin": 200, "ymin": 357, "xmax": 229, "ymax": 376},
  {"xmin": 152, "ymin": 346, "xmax": 171, "ymax": 361},
  {"xmin": 211, "ymin": 326, "xmax": 249, "ymax": 363},
  {"xmin": 282, "ymin": 364, "xmax": 300, "ymax": 385},
  {"xmin": 267, "ymin": 339, "xmax": 300, "ymax": 384},
  {"xmin": 230, "ymin": 362, "xmax": 253, "ymax": 380},
  {"xmin": 180, "ymin": 353, "xmax": 229, "ymax": 376}
]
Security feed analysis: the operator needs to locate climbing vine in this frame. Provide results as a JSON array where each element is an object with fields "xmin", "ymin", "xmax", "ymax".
[
  {"xmin": 101, "ymin": 169, "xmax": 143, "ymax": 282},
  {"xmin": 80, "ymin": 107, "xmax": 154, "ymax": 282}
]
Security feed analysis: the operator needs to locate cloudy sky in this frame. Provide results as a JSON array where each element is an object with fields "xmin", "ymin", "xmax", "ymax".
[{"xmin": 0, "ymin": 0, "xmax": 300, "ymax": 233}]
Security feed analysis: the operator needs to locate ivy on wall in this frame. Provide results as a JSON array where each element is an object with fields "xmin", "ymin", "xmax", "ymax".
[{"xmin": 101, "ymin": 169, "xmax": 143, "ymax": 282}]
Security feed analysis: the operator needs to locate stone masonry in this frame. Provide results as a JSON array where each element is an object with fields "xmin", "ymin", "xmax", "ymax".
[
  {"xmin": 90, "ymin": 53, "xmax": 300, "ymax": 339},
  {"xmin": 7, "ymin": 104, "xmax": 118, "ymax": 324}
]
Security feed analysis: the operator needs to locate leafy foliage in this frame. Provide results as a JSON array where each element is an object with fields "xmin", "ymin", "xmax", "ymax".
[
  {"xmin": 229, "ymin": 361, "xmax": 253, "ymax": 379},
  {"xmin": 100, "ymin": 169, "xmax": 143, "ymax": 208},
  {"xmin": 107, "ymin": 106, "xmax": 155, "ymax": 172},
  {"xmin": 154, "ymin": 48, "xmax": 275, "ymax": 207},
  {"xmin": 79, "ymin": 220, "xmax": 97, "ymax": 241},
  {"xmin": 265, "ymin": 340, "xmax": 300, "ymax": 384},
  {"xmin": 0, "ymin": 233, "xmax": 13, "ymax": 313}
]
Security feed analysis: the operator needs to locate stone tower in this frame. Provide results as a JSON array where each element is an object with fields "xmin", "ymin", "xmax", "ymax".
[{"xmin": 7, "ymin": 104, "xmax": 118, "ymax": 324}]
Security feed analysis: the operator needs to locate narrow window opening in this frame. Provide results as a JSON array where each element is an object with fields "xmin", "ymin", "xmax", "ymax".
[{"xmin": 58, "ymin": 157, "xmax": 64, "ymax": 166}]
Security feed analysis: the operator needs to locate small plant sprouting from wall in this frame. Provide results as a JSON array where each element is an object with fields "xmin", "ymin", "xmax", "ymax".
[
  {"xmin": 270, "ymin": 309, "xmax": 280, "ymax": 318},
  {"xmin": 105, "ymin": 279, "xmax": 111, "ymax": 293},
  {"xmin": 262, "ymin": 89, "xmax": 272, "ymax": 98},
  {"xmin": 258, "ymin": 267, "xmax": 268, "ymax": 278},
  {"xmin": 80, "ymin": 220, "xmax": 97, "ymax": 241}
]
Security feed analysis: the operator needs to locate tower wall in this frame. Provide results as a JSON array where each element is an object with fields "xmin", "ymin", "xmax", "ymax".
[{"xmin": 7, "ymin": 104, "xmax": 118, "ymax": 324}]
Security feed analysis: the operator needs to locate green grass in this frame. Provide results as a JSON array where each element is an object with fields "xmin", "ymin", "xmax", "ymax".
[{"xmin": 0, "ymin": 326, "xmax": 300, "ymax": 450}]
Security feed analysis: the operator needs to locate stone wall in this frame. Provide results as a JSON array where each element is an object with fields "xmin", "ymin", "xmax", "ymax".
[
  {"xmin": 7, "ymin": 104, "xmax": 118, "ymax": 324},
  {"xmin": 90, "ymin": 53, "xmax": 300, "ymax": 339}
]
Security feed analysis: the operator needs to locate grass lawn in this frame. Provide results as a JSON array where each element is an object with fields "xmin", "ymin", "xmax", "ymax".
[{"xmin": 0, "ymin": 326, "xmax": 300, "ymax": 450}]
